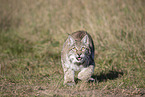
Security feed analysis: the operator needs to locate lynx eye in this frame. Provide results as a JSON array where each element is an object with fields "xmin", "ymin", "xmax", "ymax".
[
  {"xmin": 73, "ymin": 47, "xmax": 77, "ymax": 51},
  {"xmin": 81, "ymin": 47, "xmax": 85, "ymax": 51}
]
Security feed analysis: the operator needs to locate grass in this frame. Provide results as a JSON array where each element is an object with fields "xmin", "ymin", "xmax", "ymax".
[{"xmin": 0, "ymin": 0, "xmax": 145, "ymax": 96}]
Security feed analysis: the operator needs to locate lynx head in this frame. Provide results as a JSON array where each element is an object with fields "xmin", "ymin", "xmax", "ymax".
[{"xmin": 66, "ymin": 34, "xmax": 90, "ymax": 65}]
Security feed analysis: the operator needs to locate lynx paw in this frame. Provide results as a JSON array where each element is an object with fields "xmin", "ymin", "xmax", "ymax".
[
  {"xmin": 64, "ymin": 81, "xmax": 75, "ymax": 86},
  {"xmin": 66, "ymin": 82, "xmax": 75, "ymax": 86},
  {"xmin": 88, "ymin": 77, "xmax": 95, "ymax": 82}
]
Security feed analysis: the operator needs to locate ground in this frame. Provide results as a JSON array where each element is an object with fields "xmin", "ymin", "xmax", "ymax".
[{"xmin": 0, "ymin": 0, "xmax": 145, "ymax": 96}]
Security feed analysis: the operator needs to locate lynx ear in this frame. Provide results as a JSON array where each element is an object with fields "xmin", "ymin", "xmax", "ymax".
[
  {"xmin": 82, "ymin": 35, "xmax": 89, "ymax": 45},
  {"xmin": 67, "ymin": 35, "xmax": 75, "ymax": 46}
]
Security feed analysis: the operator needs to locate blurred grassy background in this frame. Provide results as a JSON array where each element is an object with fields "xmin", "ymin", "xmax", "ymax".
[{"xmin": 0, "ymin": 0, "xmax": 145, "ymax": 96}]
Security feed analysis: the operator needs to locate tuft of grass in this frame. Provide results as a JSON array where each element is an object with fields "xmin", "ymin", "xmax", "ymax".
[{"xmin": 0, "ymin": 0, "xmax": 145, "ymax": 96}]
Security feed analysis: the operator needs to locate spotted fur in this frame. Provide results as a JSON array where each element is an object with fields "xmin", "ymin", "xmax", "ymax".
[{"xmin": 61, "ymin": 31, "xmax": 95, "ymax": 85}]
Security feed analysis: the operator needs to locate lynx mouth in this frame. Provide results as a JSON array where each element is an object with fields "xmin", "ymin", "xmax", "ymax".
[
  {"xmin": 76, "ymin": 57, "xmax": 83, "ymax": 61},
  {"xmin": 77, "ymin": 57, "xmax": 82, "ymax": 60},
  {"xmin": 75, "ymin": 57, "xmax": 85, "ymax": 65}
]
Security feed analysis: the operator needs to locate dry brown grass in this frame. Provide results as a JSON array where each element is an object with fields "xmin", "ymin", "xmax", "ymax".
[{"xmin": 0, "ymin": 0, "xmax": 145, "ymax": 96}]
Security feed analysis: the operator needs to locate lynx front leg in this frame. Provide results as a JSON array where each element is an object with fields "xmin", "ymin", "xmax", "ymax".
[
  {"xmin": 63, "ymin": 67, "xmax": 75, "ymax": 86},
  {"xmin": 78, "ymin": 65, "xmax": 94, "ymax": 82}
]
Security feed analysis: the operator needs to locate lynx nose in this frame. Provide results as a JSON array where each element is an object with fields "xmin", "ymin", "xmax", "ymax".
[
  {"xmin": 76, "ymin": 52, "xmax": 82, "ymax": 58},
  {"xmin": 78, "ymin": 53, "xmax": 82, "ymax": 57},
  {"xmin": 76, "ymin": 53, "xmax": 82, "ymax": 60}
]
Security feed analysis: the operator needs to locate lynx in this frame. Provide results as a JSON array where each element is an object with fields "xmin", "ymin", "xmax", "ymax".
[{"xmin": 61, "ymin": 31, "xmax": 95, "ymax": 86}]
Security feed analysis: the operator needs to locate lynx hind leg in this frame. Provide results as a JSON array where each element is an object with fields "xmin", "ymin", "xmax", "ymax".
[
  {"xmin": 63, "ymin": 67, "xmax": 75, "ymax": 86},
  {"xmin": 78, "ymin": 65, "xmax": 95, "ymax": 82}
]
